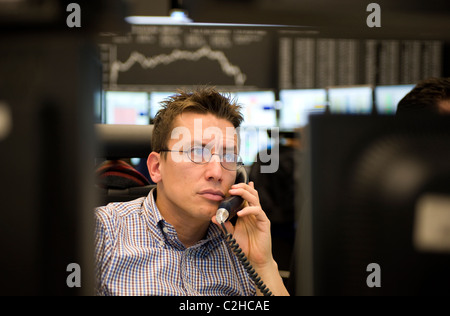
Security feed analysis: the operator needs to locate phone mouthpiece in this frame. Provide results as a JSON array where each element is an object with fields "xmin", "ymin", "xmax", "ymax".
[
  {"xmin": 216, "ymin": 195, "xmax": 244, "ymax": 224},
  {"xmin": 216, "ymin": 208, "xmax": 229, "ymax": 225}
]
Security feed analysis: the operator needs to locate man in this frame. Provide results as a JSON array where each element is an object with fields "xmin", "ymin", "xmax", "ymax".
[
  {"xmin": 95, "ymin": 87, "xmax": 289, "ymax": 296},
  {"xmin": 396, "ymin": 77, "xmax": 450, "ymax": 115}
]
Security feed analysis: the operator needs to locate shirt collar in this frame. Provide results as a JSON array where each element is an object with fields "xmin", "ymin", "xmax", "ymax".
[{"xmin": 144, "ymin": 188, "xmax": 165, "ymax": 225}]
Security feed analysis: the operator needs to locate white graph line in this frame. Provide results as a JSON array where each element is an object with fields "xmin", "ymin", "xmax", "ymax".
[{"xmin": 109, "ymin": 46, "xmax": 247, "ymax": 86}]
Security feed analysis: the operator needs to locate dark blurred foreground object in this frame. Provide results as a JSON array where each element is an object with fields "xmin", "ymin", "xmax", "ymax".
[
  {"xmin": 0, "ymin": 0, "xmax": 129, "ymax": 32},
  {"xmin": 295, "ymin": 114, "xmax": 450, "ymax": 296},
  {"xmin": 0, "ymin": 1, "xmax": 127, "ymax": 296}
]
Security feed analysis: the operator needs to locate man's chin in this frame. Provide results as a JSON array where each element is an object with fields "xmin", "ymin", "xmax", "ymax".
[
  {"xmin": 190, "ymin": 196, "xmax": 221, "ymax": 220},
  {"xmin": 199, "ymin": 205, "xmax": 220, "ymax": 221}
]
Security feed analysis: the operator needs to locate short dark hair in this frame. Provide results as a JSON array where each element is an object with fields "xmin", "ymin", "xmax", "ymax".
[
  {"xmin": 396, "ymin": 77, "xmax": 450, "ymax": 116},
  {"xmin": 152, "ymin": 87, "xmax": 244, "ymax": 155}
]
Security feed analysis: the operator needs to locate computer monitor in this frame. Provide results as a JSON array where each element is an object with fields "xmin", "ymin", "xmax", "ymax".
[
  {"xmin": 279, "ymin": 89, "xmax": 327, "ymax": 129},
  {"xmin": 296, "ymin": 115, "xmax": 450, "ymax": 296},
  {"xmin": 231, "ymin": 91, "xmax": 277, "ymax": 128},
  {"xmin": 105, "ymin": 91, "xmax": 150, "ymax": 125},
  {"xmin": 374, "ymin": 84, "xmax": 415, "ymax": 115},
  {"xmin": 327, "ymin": 86, "xmax": 373, "ymax": 114},
  {"xmin": 0, "ymin": 35, "xmax": 98, "ymax": 295}
]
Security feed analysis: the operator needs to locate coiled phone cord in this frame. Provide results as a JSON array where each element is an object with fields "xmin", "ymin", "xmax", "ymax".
[{"xmin": 221, "ymin": 222, "xmax": 273, "ymax": 296}]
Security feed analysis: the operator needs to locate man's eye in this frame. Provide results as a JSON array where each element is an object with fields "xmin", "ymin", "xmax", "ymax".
[
  {"xmin": 190, "ymin": 147, "xmax": 205, "ymax": 162},
  {"xmin": 191, "ymin": 147, "xmax": 204, "ymax": 155}
]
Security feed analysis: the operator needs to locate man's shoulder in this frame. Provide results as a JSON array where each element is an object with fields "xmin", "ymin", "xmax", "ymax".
[{"xmin": 95, "ymin": 196, "xmax": 147, "ymax": 222}]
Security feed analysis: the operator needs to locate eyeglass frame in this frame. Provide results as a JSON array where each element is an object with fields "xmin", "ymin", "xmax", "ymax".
[{"xmin": 159, "ymin": 146, "xmax": 244, "ymax": 171}]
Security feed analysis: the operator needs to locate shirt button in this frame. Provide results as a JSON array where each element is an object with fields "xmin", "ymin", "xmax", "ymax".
[{"xmin": 162, "ymin": 227, "xmax": 169, "ymax": 234}]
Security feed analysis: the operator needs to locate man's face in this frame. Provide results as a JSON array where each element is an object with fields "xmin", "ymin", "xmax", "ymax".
[{"xmin": 155, "ymin": 112, "xmax": 238, "ymax": 222}]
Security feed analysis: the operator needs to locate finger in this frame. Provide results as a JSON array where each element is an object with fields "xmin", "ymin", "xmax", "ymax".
[
  {"xmin": 232, "ymin": 182, "xmax": 258, "ymax": 196},
  {"xmin": 237, "ymin": 206, "xmax": 269, "ymax": 223},
  {"xmin": 229, "ymin": 188, "xmax": 259, "ymax": 206},
  {"xmin": 229, "ymin": 184, "xmax": 260, "ymax": 206}
]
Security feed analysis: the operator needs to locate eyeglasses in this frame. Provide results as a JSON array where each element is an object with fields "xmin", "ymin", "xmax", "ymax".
[{"xmin": 159, "ymin": 146, "xmax": 243, "ymax": 171}]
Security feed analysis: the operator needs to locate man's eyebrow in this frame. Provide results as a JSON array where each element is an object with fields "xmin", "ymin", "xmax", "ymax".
[{"xmin": 195, "ymin": 141, "xmax": 237, "ymax": 151}]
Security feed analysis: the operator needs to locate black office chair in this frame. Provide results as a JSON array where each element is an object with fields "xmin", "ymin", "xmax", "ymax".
[{"xmin": 95, "ymin": 124, "xmax": 156, "ymax": 206}]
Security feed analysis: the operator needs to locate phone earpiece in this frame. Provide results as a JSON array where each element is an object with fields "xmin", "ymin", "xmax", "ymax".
[{"xmin": 235, "ymin": 167, "xmax": 249, "ymax": 186}]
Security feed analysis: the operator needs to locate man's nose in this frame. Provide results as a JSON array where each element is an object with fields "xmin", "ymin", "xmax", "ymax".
[{"xmin": 205, "ymin": 154, "xmax": 223, "ymax": 181}]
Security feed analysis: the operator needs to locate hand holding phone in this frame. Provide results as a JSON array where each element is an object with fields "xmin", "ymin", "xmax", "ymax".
[{"xmin": 214, "ymin": 168, "xmax": 274, "ymax": 296}]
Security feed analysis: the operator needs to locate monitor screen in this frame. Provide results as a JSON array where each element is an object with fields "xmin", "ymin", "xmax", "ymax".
[
  {"xmin": 231, "ymin": 91, "xmax": 277, "ymax": 128},
  {"xmin": 328, "ymin": 86, "xmax": 373, "ymax": 114},
  {"xmin": 105, "ymin": 91, "xmax": 150, "ymax": 125},
  {"xmin": 296, "ymin": 115, "xmax": 450, "ymax": 296},
  {"xmin": 279, "ymin": 89, "xmax": 327, "ymax": 129},
  {"xmin": 374, "ymin": 84, "xmax": 415, "ymax": 115}
]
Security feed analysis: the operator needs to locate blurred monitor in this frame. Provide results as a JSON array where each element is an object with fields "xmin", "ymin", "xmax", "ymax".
[
  {"xmin": 327, "ymin": 86, "xmax": 373, "ymax": 114},
  {"xmin": 150, "ymin": 91, "xmax": 176, "ymax": 120},
  {"xmin": 0, "ymin": 34, "xmax": 97, "ymax": 295},
  {"xmin": 375, "ymin": 84, "xmax": 415, "ymax": 115},
  {"xmin": 105, "ymin": 91, "xmax": 150, "ymax": 125},
  {"xmin": 231, "ymin": 91, "xmax": 277, "ymax": 128},
  {"xmin": 296, "ymin": 115, "xmax": 450, "ymax": 296},
  {"xmin": 279, "ymin": 89, "xmax": 327, "ymax": 129},
  {"xmin": 239, "ymin": 127, "xmax": 273, "ymax": 166}
]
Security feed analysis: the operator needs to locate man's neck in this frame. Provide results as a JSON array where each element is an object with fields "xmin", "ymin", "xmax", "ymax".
[{"xmin": 154, "ymin": 190, "xmax": 211, "ymax": 248}]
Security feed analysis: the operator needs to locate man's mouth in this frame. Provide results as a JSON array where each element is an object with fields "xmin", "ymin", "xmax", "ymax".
[{"xmin": 198, "ymin": 189, "xmax": 225, "ymax": 202}]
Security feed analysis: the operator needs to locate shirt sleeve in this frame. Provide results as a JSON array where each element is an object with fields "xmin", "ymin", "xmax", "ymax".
[{"xmin": 94, "ymin": 206, "xmax": 116, "ymax": 296}]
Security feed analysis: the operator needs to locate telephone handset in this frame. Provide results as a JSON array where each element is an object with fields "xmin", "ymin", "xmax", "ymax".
[
  {"xmin": 216, "ymin": 168, "xmax": 273, "ymax": 296},
  {"xmin": 215, "ymin": 167, "xmax": 249, "ymax": 225}
]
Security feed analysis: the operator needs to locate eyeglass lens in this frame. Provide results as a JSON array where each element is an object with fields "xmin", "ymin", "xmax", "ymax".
[{"xmin": 188, "ymin": 147, "xmax": 241, "ymax": 170}]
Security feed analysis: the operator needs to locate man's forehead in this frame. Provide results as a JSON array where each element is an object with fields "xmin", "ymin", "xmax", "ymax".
[
  {"xmin": 171, "ymin": 113, "xmax": 239, "ymax": 145},
  {"xmin": 192, "ymin": 129, "xmax": 238, "ymax": 147}
]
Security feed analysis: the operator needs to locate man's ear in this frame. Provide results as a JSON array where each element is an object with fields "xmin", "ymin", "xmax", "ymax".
[{"xmin": 147, "ymin": 152, "xmax": 162, "ymax": 183}]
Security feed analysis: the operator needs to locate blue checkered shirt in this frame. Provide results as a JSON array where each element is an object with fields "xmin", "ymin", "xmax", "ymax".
[{"xmin": 94, "ymin": 188, "xmax": 256, "ymax": 296}]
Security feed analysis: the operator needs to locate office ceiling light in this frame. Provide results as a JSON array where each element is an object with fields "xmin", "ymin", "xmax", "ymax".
[
  {"xmin": 125, "ymin": 8, "xmax": 192, "ymax": 25},
  {"xmin": 170, "ymin": 9, "xmax": 192, "ymax": 22}
]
